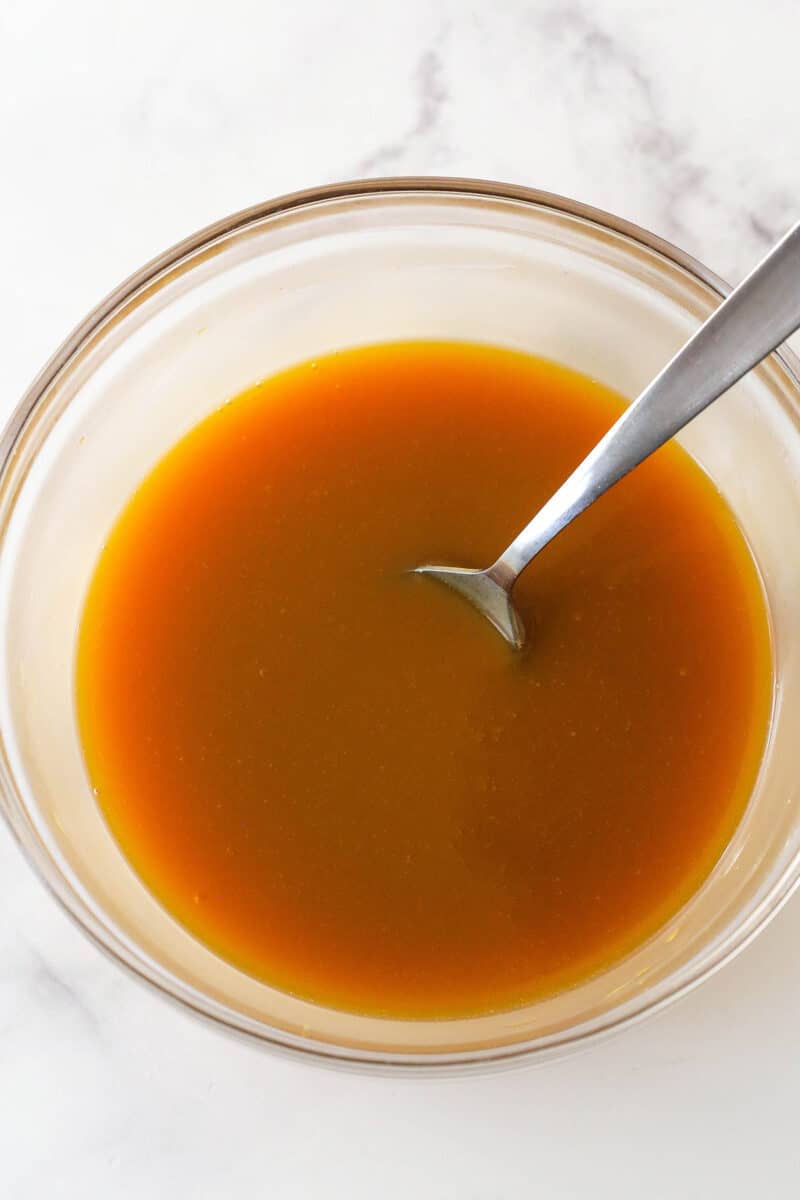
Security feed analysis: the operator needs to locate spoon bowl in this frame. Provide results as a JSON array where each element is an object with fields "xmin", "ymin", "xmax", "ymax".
[{"xmin": 414, "ymin": 564, "xmax": 525, "ymax": 648}]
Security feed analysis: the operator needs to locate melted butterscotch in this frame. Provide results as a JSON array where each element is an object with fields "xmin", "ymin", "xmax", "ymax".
[{"xmin": 77, "ymin": 342, "xmax": 771, "ymax": 1017}]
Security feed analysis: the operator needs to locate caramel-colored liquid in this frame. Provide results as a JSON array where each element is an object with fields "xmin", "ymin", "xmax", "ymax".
[{"xmin": 77, "ymin": 342, "xmax": 772, "ymax": 1018}]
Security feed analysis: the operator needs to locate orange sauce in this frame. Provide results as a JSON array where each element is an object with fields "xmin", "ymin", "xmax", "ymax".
[{"xmin": 77, "ymin": 342, "xmax": 772, "ymax": 1018}]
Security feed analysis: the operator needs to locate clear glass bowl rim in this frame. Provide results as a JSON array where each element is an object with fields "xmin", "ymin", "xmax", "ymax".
[{"xmin": 3, "ymin": 175, "xmax": 800, "ymax": 1074}]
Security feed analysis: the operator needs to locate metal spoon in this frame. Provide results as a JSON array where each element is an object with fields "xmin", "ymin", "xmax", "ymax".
[{"xmin": 416, "ymin": 220, "xmax": 800, "ymax": 649}]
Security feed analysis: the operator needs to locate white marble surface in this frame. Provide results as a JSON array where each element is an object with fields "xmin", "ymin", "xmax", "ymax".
[{"xmin": 2, "ymin": 1, "xmax": 800, "ymax": 1195}]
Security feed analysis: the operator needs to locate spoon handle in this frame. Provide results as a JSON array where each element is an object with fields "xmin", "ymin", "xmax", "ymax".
[{"xmin": 492, "ymin": 219, "xmax": 800, "ymax": 584}]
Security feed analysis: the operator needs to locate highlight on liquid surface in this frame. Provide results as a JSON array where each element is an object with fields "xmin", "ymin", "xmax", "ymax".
[{"xmin": 77, "ymin": 342, "xmax": 772, "ymax": 1019}]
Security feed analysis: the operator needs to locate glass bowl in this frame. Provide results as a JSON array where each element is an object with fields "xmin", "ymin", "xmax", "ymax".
[{"xmin": 2, "ymin": 178, "xmax": 800, "ymax": 1073}]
